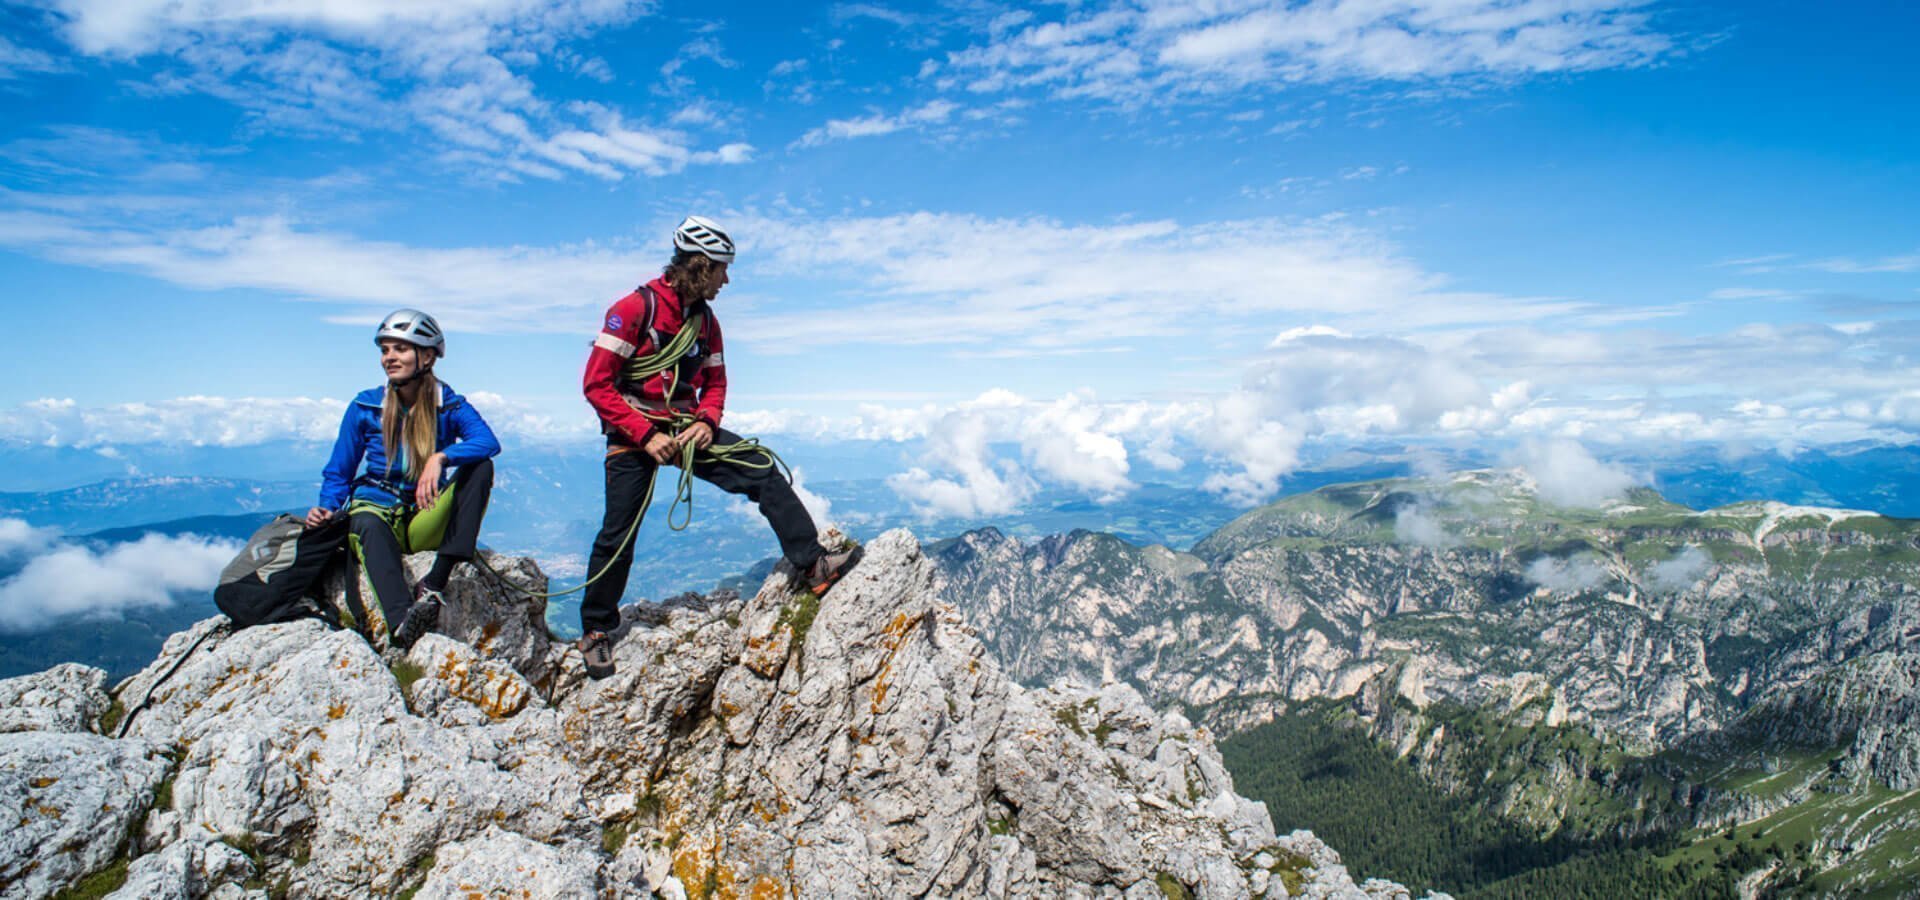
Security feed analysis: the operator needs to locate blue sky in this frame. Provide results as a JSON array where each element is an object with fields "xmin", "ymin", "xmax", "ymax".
[{"xmin": 1, "ymin": 0, "xmax": 1916, "ymax": 514}]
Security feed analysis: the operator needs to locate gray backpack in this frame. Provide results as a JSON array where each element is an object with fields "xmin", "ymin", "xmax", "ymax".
[{"xmin": 214, "ymin": 514, "xmax": 347, "ymax": 628}]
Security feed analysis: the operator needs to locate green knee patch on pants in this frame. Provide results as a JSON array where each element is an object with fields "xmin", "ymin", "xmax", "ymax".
[{"xmin": 347, "ymin": 481, "xmax": 457, "ymax": 555}]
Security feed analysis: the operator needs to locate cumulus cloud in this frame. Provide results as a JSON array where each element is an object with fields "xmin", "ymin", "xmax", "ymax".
[
  {"xmin": 936, "ymin": 0, "xmax": 1677, "ymax": 104},
  {"xmin": 0, "ymin": 530, "xmax": 239, "ymax": 632},
  {"xmin": 1513, "ymin": 439, "xmax": 1639, "ymax": 508},
  {"xmin": 887, "ymin": 402, "xmax": 1037, "ymax": 519},
  {"xmin": 35, "ymin": 0, "xmax": 750, "ymax": 181},
  {"xmin": 1525, "ymin": 553, "xmax": 1610, "ymax": 594},
  {"xmin": 1190, "ymin": 330, "xmax": 1527, "ymax": 503},
  {"xmin": 1646, "ymin": 545, "xmax": 1711, "ymax": 593}
]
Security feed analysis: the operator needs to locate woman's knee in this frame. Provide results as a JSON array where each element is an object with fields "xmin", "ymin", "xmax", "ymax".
[
  {"xmin": 349, "ymin": 511, "xmax": 392, "ymax": 539},
  {"xmin": 463, "ymin": 457, "xmax": 494, "ymax": 480}
]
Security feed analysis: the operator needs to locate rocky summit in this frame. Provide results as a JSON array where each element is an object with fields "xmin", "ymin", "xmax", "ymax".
[{"xmin": 0, "ymin": 529, "xmax": 1426, "ymax": 900}]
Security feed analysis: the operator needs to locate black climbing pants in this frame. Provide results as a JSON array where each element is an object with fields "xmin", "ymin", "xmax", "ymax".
[
  {"xmin": 580, "ymin": 429, "xmax": 821, "ymax": 635},
  {"xmin": 348, "ymin": 458, "xmax": 494, "ymax": 634}
]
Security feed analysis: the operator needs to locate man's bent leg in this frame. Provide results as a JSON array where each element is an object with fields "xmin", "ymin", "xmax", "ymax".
[
  {"xmin": 581, "ymin": 448, "xmax": 657, "ymax": 635},
  {"xmin": 693, "ymin": 428, "xmax": 824, "ymax": 571}
]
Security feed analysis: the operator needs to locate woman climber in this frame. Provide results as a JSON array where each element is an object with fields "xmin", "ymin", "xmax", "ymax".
[{"xmin": 307, "ymin": 309, "xmax": 501, "ymax": 649}]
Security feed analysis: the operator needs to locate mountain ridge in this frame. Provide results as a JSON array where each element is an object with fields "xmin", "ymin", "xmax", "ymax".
[
  {"xmin": 927, "ymin": 471, "xmax": 1920, "ymax": 894},
  {"xmin": 0, "ymin": 529, "xmax": 1427, "ymax": 899}
]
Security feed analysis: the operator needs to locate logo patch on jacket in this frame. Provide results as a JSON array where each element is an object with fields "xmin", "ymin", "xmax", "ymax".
[{"xmin": 606, "ymin": 314, "xmax": 624, "ymax": 330}]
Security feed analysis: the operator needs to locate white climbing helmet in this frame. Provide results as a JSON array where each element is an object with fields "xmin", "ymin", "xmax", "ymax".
[
  {"xmin": 374, "ymin": 308, "xmax": 446, "ymax": 357},
  {"xmin": 673, "ymin": 215, "xmax": 735, "ymax": 263}
]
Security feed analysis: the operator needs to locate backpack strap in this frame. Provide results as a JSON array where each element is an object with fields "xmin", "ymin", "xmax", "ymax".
[{"xmin": 637, "ymin": 283, "xmax": 661, "ymax": 353}]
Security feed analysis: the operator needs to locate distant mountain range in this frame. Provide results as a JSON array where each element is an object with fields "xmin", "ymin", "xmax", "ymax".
[{"xmin": 926, "ymin": 472, "xmax": 1920, "ymax": 896}]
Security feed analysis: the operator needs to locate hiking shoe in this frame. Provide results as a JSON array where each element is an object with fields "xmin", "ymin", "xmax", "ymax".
[
  {"xmin": 393, "ymin": 588, "xmax": 442, "ymax": 649},
  {"xmin": 580, "ymin": 630, "xmax": 616, "ymax": 680},
  {"xmin": 806, "ymin": 545, "xmax": 862, "ymax": 597}
]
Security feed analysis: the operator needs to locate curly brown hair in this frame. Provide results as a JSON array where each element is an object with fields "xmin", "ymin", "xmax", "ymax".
[{"xmin": 664, "ymin": 250, "xmax": 728, "ymax": 303}]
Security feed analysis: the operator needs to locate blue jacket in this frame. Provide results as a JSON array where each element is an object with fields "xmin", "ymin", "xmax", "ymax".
[{"xmin": 317, "ymin": 383, "xmax": 501, "ymax": 509}]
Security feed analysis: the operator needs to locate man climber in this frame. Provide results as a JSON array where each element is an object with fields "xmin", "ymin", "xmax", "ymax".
[{"xmin": 576, "ymin": 215, "xmax": 857, "ymax": 679}]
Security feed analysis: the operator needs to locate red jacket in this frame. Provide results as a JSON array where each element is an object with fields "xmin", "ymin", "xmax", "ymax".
[{"xmin": 583, "ymin": 277, "xmax": 727, "ymax": 446}]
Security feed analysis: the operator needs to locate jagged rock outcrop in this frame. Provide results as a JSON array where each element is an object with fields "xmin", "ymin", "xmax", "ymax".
[{"xmin": 0, "ymin": 530, "xmax": 1425, "ymax": 899}]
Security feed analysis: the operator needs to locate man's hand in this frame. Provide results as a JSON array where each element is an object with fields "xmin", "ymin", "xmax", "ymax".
[
  {"xmin": 675, "ymin": 421, "xmax": 714, "ymax": 454},
  {"xmin": 644, "ymin": 431, "xmax": 677, "ymax": 464},
  {"xmin": 305, "ymin": 506, "xmax": 334, "ymax": 529},
  {"xmin": 415, "ymin": 453, "xmax": 447, "ymax": 509}
]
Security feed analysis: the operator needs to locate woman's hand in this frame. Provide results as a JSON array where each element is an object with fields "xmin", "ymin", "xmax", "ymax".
[
  {"xmin": 415, "ymin": 453, "xmax": 447, "ymax": 509},
  {"xmin": 305, "ymin": 506, "xmax": 334, "ymax": 529}
]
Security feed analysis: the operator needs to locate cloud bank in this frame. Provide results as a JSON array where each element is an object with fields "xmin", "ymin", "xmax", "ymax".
[
  {"xmin": 0, "ymin": 522, "xmax": 239, "ymax": 632},
  {"xmin": 1514, "ymin": 439, "xmax": 1640, "ymax": 508}
]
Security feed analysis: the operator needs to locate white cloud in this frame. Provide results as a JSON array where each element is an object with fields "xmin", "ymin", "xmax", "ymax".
[
  {"xmin": 793, "ymin": 100, "xmax": 961, "ymax": 148},
  {"xmin": 0, "ymin": 208, "xmax": 650, "ymax": 332},
  {"xmin": 877, "ymin": 389, "xmax": 1148, "ymax": 516},
  {"xmin": 0, "ymin": 518, "xmax": 58, "ymax": 559},
  {"xmin": 0, "ymin": 202, "xmax": 1577, "ymax": 342},
  {"xmin": 0, "ymin": 531, "xmax": 240, "ymax": 632},
  {"xmin": 1190, "ymin": 331, "xmax": 1523, "ymax": 503},
  {"xmin": 0, "ymin": 34, "xmax": 64, "ymax": 79},
  {"xmin": 887, "ymin": 402, "xmax": 1037, "ymax": 518},
  {"xmin": 37, "ymin": 0, "xmax": 752, "ymax": 181},
  {"xmin": 1513, "ymin": 439, "xmax": 1639, "ymax": 507},
  {"xmin": 1808, "ymin": 251, "xmax": 1920, "ymax": 274},
  {"xmin": 1525, "ymin": 553, "xmax": 1610, "ymax": 594},
  {"xmin": 0, "ymin": 396, "xmax": 344, "ymax": 448},
  {"xmin": 1646, "ymin": 545, "xmax": 1710, "ymax": 593},
  {"xmin": 939, "ymin": 0, "xmax": 1677, "ymax": 104},
  {"xmin": 1394, "ymin": 501, "xmax": 1455, "ymax": 547},
  {"xmin": 0, "ymin": 393, "xmax": 597, "ymax": 448},
  {"xmin": 740, "ymin": 212, "xmax": 1578, "ymax": 352}
]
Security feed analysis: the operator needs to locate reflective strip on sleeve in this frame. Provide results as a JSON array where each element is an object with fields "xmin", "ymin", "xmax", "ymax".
[
  {"xmin": 594, "ymin": 334, "xmax": 637, "ymax": 358},
  {"xmin": 702, "ymin": 352, "xmax": 724, "ymax": 368}
]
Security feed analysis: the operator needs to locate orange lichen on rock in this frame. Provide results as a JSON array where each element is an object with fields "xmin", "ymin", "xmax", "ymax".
[
  {"xmin": 672, "ymin": 833, "xmax": 743, "ymax": 900},
  {"xmin": 747, "ymin": 874, "xmax": 788, "ymax": 900},
  {"xmin": 868, "ymin": 612, "xmax": 923, "ymax": 716}
]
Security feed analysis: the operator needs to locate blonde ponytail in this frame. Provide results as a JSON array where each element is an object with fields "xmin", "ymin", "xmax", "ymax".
[{"xmin": 381, "ymin": 371, "xmax": 440, "ymax": 480}]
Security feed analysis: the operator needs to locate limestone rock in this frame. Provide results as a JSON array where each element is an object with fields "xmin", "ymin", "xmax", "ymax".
[
  {"xmin": 0, "ymin": 731, "xmax": 170, "ymax": 899},
  {"xmin": 413, "ymin": 827, "xmax": 603, "ymax": 899},
  {"xmin": 105, "ymin": 838, "xmax": 254, "ymax": 900},
  {"xmin": 0, "ymin": 663, "xmax": 111, "ymax": 735}
]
